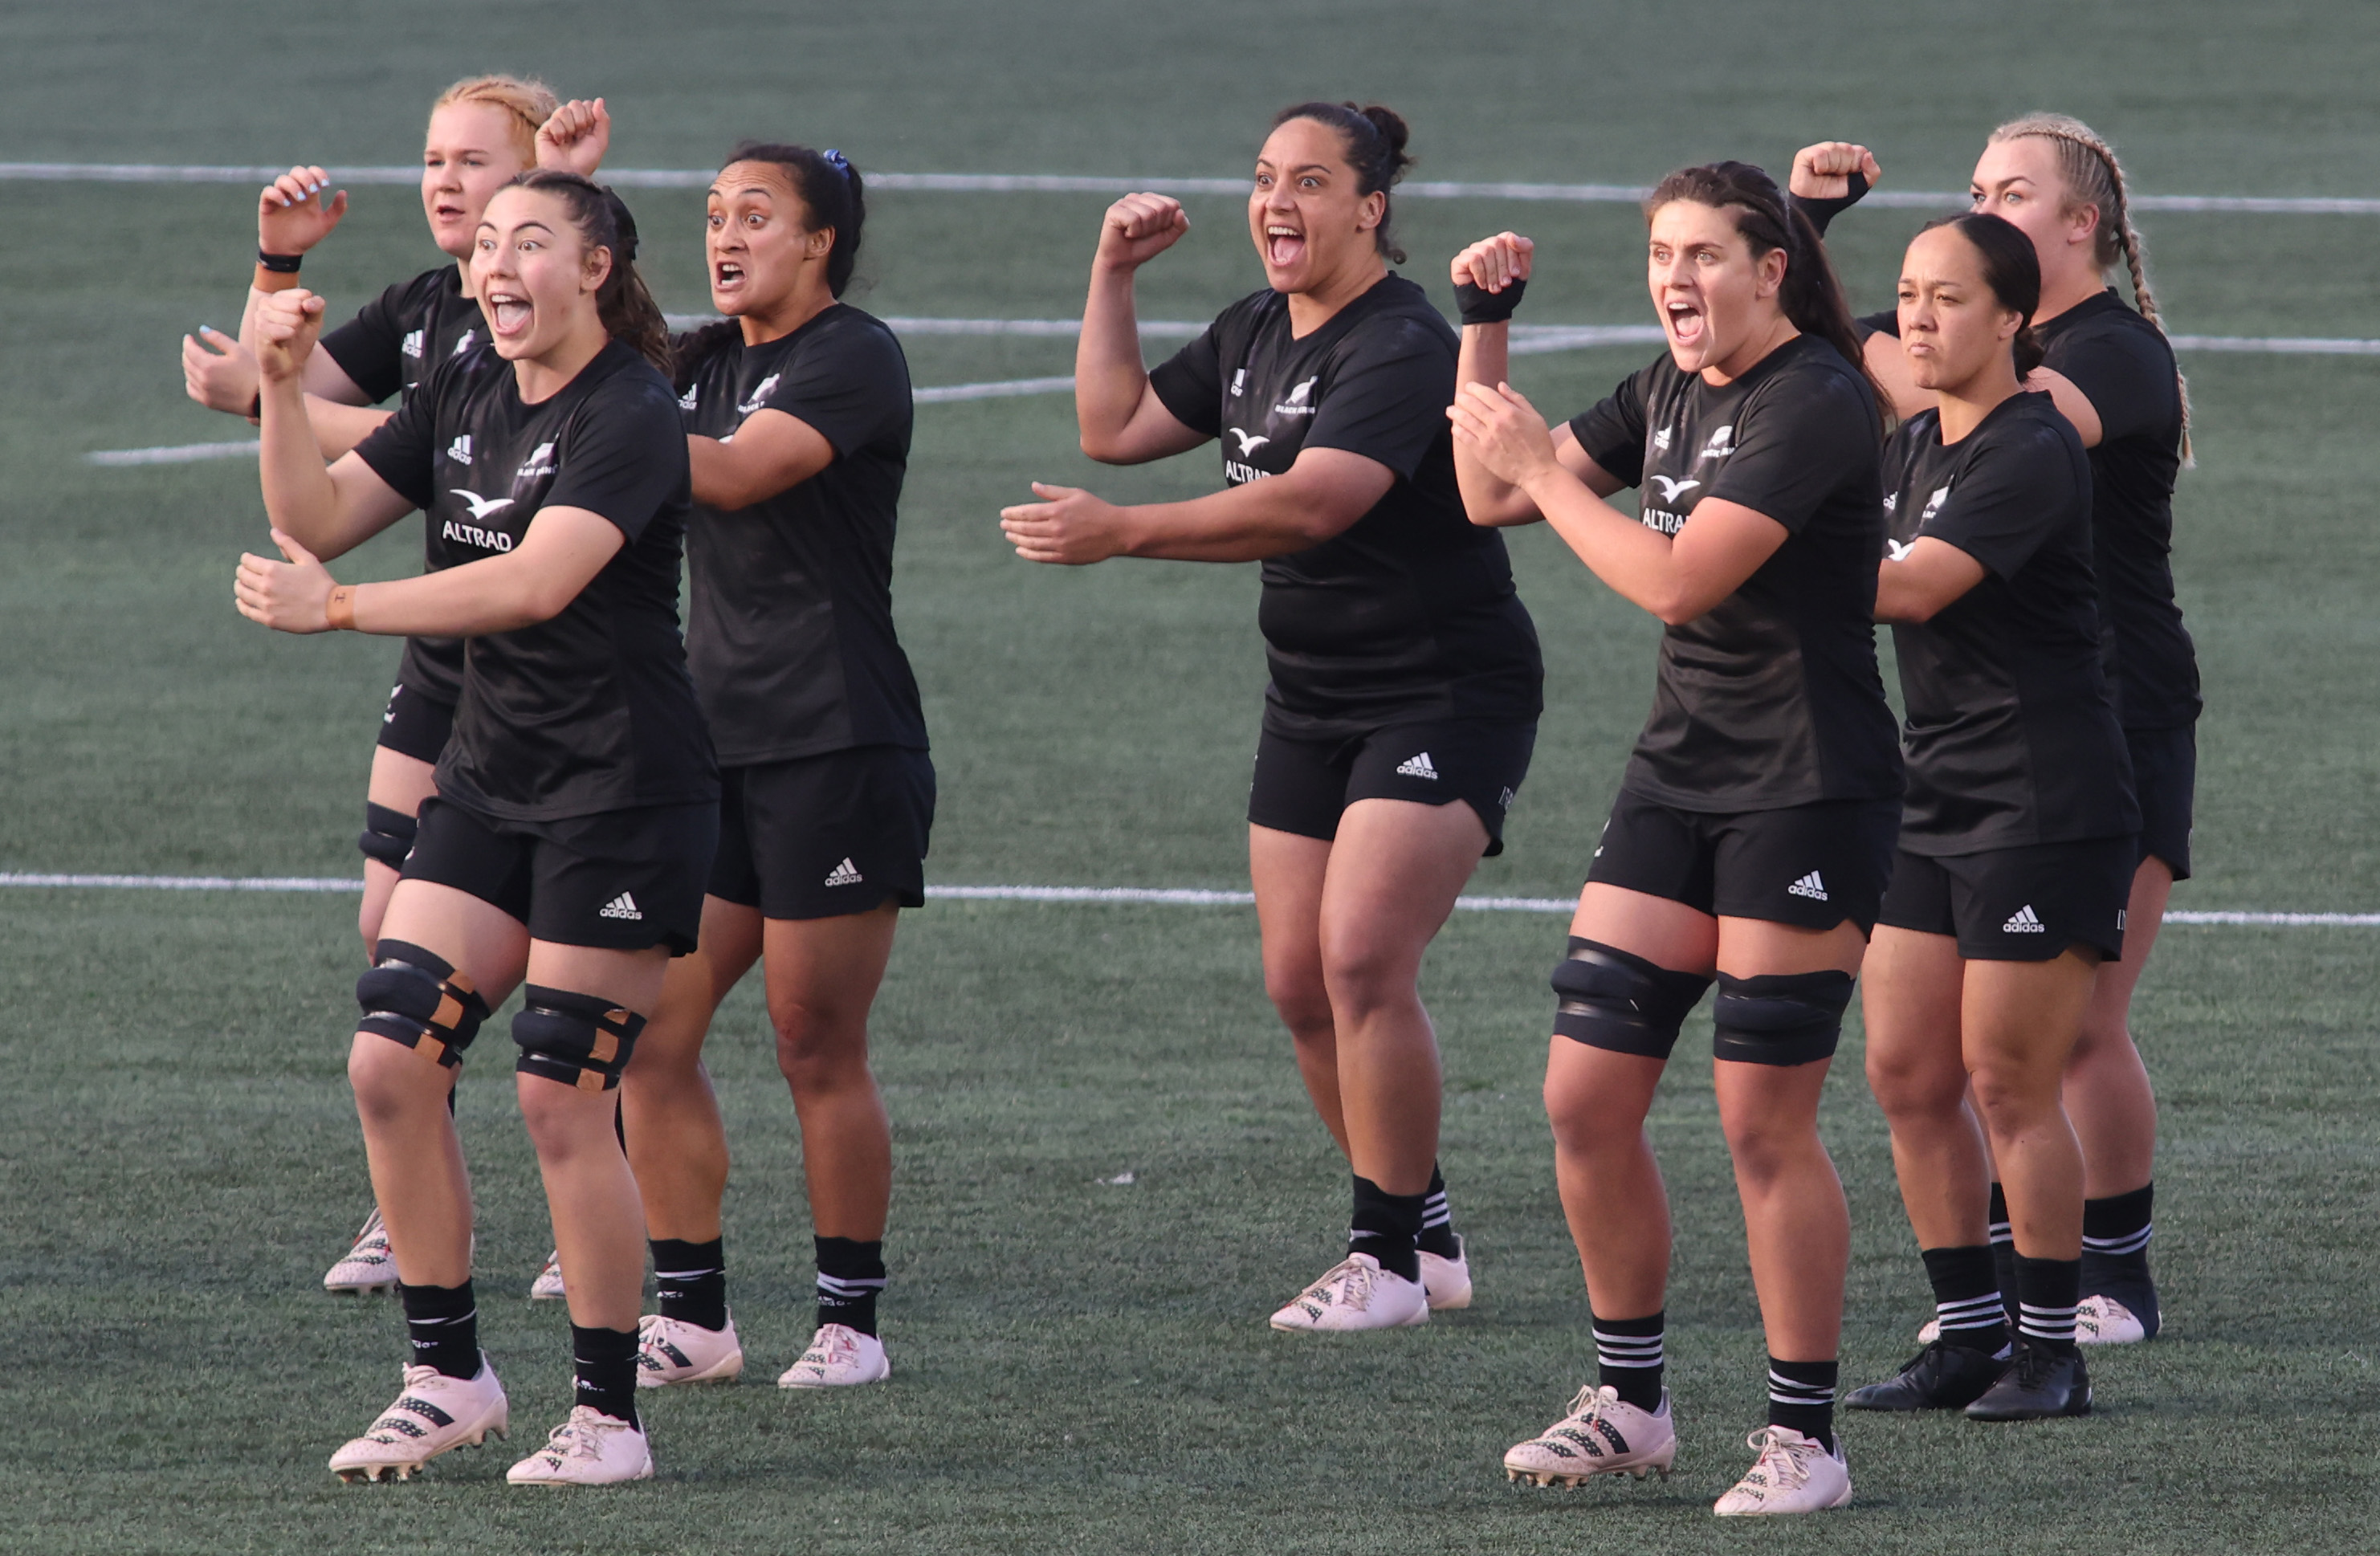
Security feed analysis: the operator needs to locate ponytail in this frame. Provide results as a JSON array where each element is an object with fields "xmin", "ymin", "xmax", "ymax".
[
  {"xmin": 504, "ymin": 169, "xmax": 670, "ymax": 376},
  {"xmin": 1646, "ymin": 161, "xmax": 1890, "ymax": 431}
]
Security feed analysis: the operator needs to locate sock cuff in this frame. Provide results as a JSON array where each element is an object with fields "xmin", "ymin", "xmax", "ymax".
[
  {"xmin": 398, "ymin": 1279, "xmax": 477, "ymax": 1322},
  {"xmin": 570, "ymin": 1322, "xmax": 639, "ymax": 1361},
  {"xmin": 1766, "ymin": 1356, "xmax": 1838, "ymax": 1403},
  {"xmin": 1351, "ymin": 1174, "xmax": 1430, "ymax": 1212},
  {"xmin": 650, "ymin": 1236, "xmax": 725, "ymax": 1278},
  {"xmin": 1587, "ymin": 1308, "xmax": 1665, "ymax": 1339},
  {"xmin": 2083, "ymin": 1183, "xmax": 2155, "ymax": 1243},
  {"xmin": 816, "ymin": 1236, "xmax": 887, "ymax": 1281}
]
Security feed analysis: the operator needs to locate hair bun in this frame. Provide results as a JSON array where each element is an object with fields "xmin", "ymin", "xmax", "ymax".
[{"xmin": 1352, "ymin": 103, "xmax": 1413, "ymax": 174}]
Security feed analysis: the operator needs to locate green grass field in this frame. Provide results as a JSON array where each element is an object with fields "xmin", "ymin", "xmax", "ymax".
[{"xmin": 3, "ymin": 3, "xmax": 2378, "ymax": 1551}]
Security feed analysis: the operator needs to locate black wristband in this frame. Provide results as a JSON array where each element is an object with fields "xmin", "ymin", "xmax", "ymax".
[
  {"xmin": 257, "ymin": 250, "xmax": 304, "ymax": 274},
  {"xmin": 247, "ymin": 392, "xmax": 263, "ymax": 420},
  {"xmin": 1789, "ymin": 170, "xmax": 1869, "ymax": 239},
  {"xmin": 1454, "ymin": 276, "xmax": 1526, "ymax": 326}
]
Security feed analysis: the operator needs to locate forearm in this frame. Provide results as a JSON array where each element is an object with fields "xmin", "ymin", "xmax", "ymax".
[
  {"xmin": 1519, "ymin": 466, "xmax": 1695, "ymax": 621},
  {"xmin": 1453, "ymin": 324, "xmax": 1538, "ymax": 526},
  {"xmin": 1075, "ymin": 263, "xmax": 1151, "ymax": 456},
  {"xmin": 1114, "ymin": 480, "xmax": 1348, "ymax": 563},
  {"xmin": 306, "ymin": 396, "xmax": 393, "ymax": 460},
  {"xmin": 259, "ymin": 373, "xmax": 344, "ymax": 545},
  {"xmin": 340, "ymin": 554, "xmax": 564, "ymax": 638}
]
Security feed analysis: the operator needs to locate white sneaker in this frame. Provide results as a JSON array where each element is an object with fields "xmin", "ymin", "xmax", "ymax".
[
  {"xmin": 2076, "ymin": 1293, "xmax": 2149, "ymax": 1345},
  {"xmin": 1503, "ymin": 1384, "xmax": 1675, "ymax": 1485},
  {"xmin": 1268, "ymin": 1253, "xmax": 1429, "ymax": 1332},
  {"xmin": 328, "ymin": 1355, "xmax": 507, "ymax": 1482},
  {"xmin": 506, "ymin": 1405, "xmax": 654, "ymax": 1486},
  {"xmin": 1419, "ymin": 1235, "xmax": 1473, "ymax": 1310},
  {"xmin": 778, "ymin": 1322, "xmax": 890, "ymax": 1388},
  {"xmin": 637, "ymin": 1312, "xmax": 744, "ymax": 1387},
  {"xmin": 1712, "ymin": 1427, "xmax": 1852, "ymax": 1516},
  {"xmin": 529, "ymin": 1250, "xmax": 565, "ymax": 1301},
  {"xmin": 324, "ymin": 1208, "xmax": 397, "ymax": 1296}
]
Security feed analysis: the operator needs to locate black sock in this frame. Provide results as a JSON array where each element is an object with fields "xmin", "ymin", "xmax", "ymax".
[
  {"xmin": 1347, "ymin": 1175, "xmax": 1424, "ymax": 1283},
  {"xmin": 1767, "ymin": 1357, "xmax": 1837, "ymax": 1451},
  {"xmin": 2081, "ymin": 1183, "xmax": 2155, "ymax": 1298},
  {"xmin": 817, "ymin": 1236, "xmax": 886, "ymax": 1337},
  {"xmin": 1415, "ymin": 1163, "xmax": 1461, "ymax": 1261},
  {"xmin": 1987, "ymin": 1181, "xmax": 2019, "ymax": 1330},
  {"xmin": 652, "ymin": 1236, "xmax": 727, "ymax": 1331},
  {"xmin": 1591, "ymin": 1309, "xmax": 1665, "ymax": 1411},
  {"xmin": 571, "ymin": 1323, "xmax": 639, "ymax": 1427},
  {"xmin": 1920, "ymin": 1244, "xmax": 2011, "ymax": 1355},
  {"xmin": 399, "ymin": 1280, "xmax": 480, "ymax": 1380},
  {"xmin": 2013, "ymin": 1254, "xmax": 2081, "ymax": 1356}
]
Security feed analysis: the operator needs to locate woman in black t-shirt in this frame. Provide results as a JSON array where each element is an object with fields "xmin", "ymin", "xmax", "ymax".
[
  {"xmin": 1449, "ymin": 161, "xmax": 1896, "ymax": 1515},
  {"xmin": 621, "ymin": 143, "xmax": 929, "ymax": 1394},
  {"xmin": 1793, "ymin": 116, "xmax": 2191, "ymax": 1345},
  {"xmin": 1002, "ymin": 103, "xmax": 1543, "ymax": 1333},
  {"xmin": 236, "ymin": 172, "xmax": 715, "ymax": 1489},
  {"xmin": 181, "ymin": 77, "xmax": 609, "ymax": 1300}
]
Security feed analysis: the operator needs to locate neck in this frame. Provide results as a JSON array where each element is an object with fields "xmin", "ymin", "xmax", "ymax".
[
  {"xmin": 2034, "ymin": 259, "xmax": 2106, "ymax": 324},
  {"xmin": 738, "ymin": 273, "xmax": 838, "ymax": 346},
  {"xmin": 1934, "ymin": 356, "xmax": 2023, "ymax": 442},
  {"xmin": 450, "ymin": 255, "xmax": 477, "ymax": 301},
  {"xmin": 1701, "ymin": 308, "xmax": 1800, "ymax": 386},
  {"xmin": 1285, "ymin": 255, "xmax": 1388, "ymax": 336},
  {"xmin": 511, "ymin": 313, "xmax": 611, "ymax": 403}
]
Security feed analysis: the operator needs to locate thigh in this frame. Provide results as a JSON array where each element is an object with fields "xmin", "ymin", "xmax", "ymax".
[
  {"xmin": 1961, "ymin": 951, "xmax": 2100, "ymax": 1081},
  {"xmin": 1316, "ymin": 797, "xmax": 1489, "ymax": 973},
  {"xmin": 527, "ymin": 940, "xmax": 674, "ymax": 1015},
  {"xmin": 1572, "ymin": 883, "xmax": 1718, "ymax": 975},
  {"xmin": 1250, "ymin": 823, "xmax": 1334, "ymax": 992},
  {"xmin": 377, "ymin": 878, "xmax": 532, "ymax": 1008},
  {"xmin": 2082, "ymin": 855, "xmax": 2174, "ymax": 1029},
  {"xmin": 761, "ymin": 902, "xmax": 903, "ymax": 1039},
  {"xmin": 740, "ymin": 748, "xmax": 935, "ymax": 922},
  {"xmin": 1860, "ymin": 921, "xmax": 1967, "ymax": 1091},
  {"xmin": 372, "ymin": 683, "xmax": 455, "ymax": 773},
  {"xmin": 366, "ymin": 743, "xmax": 443, "ymax": 816}
]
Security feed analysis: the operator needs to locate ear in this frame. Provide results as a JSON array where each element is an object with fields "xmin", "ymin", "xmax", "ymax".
[
  {"xmin": 1754, "ymin": 244, "xmax": 1789, "ymax": 299},
  {"xmin": 1357, "ymin": 189, "xmax": 1386, "ymax": 234},
  {"xmin": 807, "ymin": 225, "xmax": 835, "ymax": 260},
  {"xmin": 2067, "ymin": 199, "xmax": 2102, "ymax": 250},
  {"xmin": 583, "ymin": 243, "xmax": 615, "ymax": 295}
]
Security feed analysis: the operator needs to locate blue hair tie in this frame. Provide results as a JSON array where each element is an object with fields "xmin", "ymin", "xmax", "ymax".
[{"xmin": 822, "ymin": 148, "xmax": 853, "ymax": 180}]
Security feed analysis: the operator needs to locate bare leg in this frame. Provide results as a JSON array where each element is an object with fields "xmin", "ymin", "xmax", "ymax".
[
  {"xmin": 621, "ymin": 897, "xmax": 764, "ymax": 1241},
  {"xmin": 766, "ymin": 902, "xmax": 903, "ymax": 1240},
  {"xmin": 1861, "ymin": 926, "xmax": 1989, "ymax": 1248},
  {"xmin": 1964, "ymin": 951, "xmax": 2100, "ymax": 1260},
  {"xmin": 1249, "ymin": 826, "xmax": 1348, "ymax": 1156},
  {"xmin": 2065, "ymin": 857, "xmax": 2171, "ymax": 1197}
]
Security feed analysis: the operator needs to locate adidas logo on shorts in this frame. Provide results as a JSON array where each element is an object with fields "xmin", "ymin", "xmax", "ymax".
[
  {"xmin": 824, "ymin": 857, "xmax": 865, "ymax": 888},
  {"xmin": 1787, "ymin": 870, "xmax": 1829, "ymax": 902},
  {"xmin": 1395, "ymin": 752, "xmax": 1439, "ymax": 780},
  {"xmin": 1498, "ymin": 786, "xmax": 1518, "ymax": 811},
  {"xmin": 597, "ymin": 892, "xmax": 644, "ymax": 922},
  {"xmin": 2003, "ymin": 904, "xmax": 2047, "ymax": 934}
]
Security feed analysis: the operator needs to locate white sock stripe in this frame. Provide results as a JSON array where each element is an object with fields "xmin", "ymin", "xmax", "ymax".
[
  {"xmin": 1420, "ymin": 1208, "xmax": 1452, "ymax": 1228},
  {"xmin": 2018, "ymin": 1301, "xmax": 2080, "ymax": 1317},
  {"xmin": 1591, "ymin": 1329, "xmax": 1665, "ymax": 1349},
  {"xmin": 1767, "ymin": 1371, "xmax": 1836, "ymax": 1399},
  {"xmin": 816, "ymin": 1273, "xmax": 887, "ymax": 1294},
  {"xmin": 1987, "ymin": 1221, "xmax": 2013, "ymax": 1241},
  {"xmin": 2082, "ymin": 1226, "xmax": 2154, "ymax": 1254},
  {"xmin": 652, "ymin": 1266, "xmax": 723, "ymax": 1281},
  {"xmin": 409, "ymin": 1310, "xmax": 477, "ymax": 1327},
  {"xmin": 1935, "ymin": 1295, "xmax": 2007, "ymax": 1326}
]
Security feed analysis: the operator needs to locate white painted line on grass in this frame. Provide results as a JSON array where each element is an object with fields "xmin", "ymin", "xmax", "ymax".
[
  {"xmin": 85, "ymin": 439, "xmax": 264, "ymax": 466},
  {"xmin": 13, "ymin": 162, "xmax": 2380, "ymax": 215},
  {"xmin": 1, "ymin": 871, "xmax": 2371, "ymax": 926},
  {"xmin": 913, "ymin": 374, "xmax": 1079, "ymax": 404}
]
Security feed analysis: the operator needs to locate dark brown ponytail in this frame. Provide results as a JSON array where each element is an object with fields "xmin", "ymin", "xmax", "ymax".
[{"xmin": 504, "ymin": 169, "xmax": 671, "ymax": 376}]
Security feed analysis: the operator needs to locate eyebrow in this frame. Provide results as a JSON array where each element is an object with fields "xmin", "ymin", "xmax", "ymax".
[{"xmin": 707, "ymin": 185, "xmax": 780, "ymax": 198}]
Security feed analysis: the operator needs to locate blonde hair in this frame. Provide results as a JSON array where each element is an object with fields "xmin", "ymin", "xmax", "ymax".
[
  {"xmin": 430, "ymin": 75, "xmax": 559, "ymax": 166},
  {"xmin": 1990, "ymin": 112, "xmax": 2193, "ymax": 464}
]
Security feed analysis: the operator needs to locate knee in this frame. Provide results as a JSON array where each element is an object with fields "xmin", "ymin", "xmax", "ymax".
[
  {"xmin": 1264, "ymin": 964, "xmax": 1334, "ymax": 1041},
  {"xmin": 1318, "ymin": 934, "xmax": 1414, "ymax": 1021},
  {"xmin": 1720, "ymin": 1110, "xmax": 1817, "ymax": 1185},
  {"xmin": 1543, "ymin": 1071, "xmax": 1647, "ymax": 1159},
  {"xmin": 1864, "ymin": 1043, "xmax": 1966, "ymax": 1122},
  {"xmin": 348, "ymin": 1037, "xmax": 438, "ymax": 1123},
  {"xmin": 1966, "ymin": 1062, "xmax": 2053, "ymax": 1130},
  {"xmin": 772, "ymin": 999, "xmax": 867, "ymax": 1090}
]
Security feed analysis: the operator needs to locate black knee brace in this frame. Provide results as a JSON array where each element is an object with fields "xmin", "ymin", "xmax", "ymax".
[
  {"xmin": 357, "ymin": 939, "xmax": 491, "ymax": 1067},
  {"xmin": 1551, "ymin": 937, "xmax": 1713, "ymax": 1059},
  {"xmin": 357, "ymin": 803, "xmax": 419, "ymax": 869},
  {"xmin": 512, "ymin": 986, "xmax": 646, "ymax": 1092},
  {"xmin": 1712, "ymin": 969, "xmax": 1855, "ymax": 1066}
]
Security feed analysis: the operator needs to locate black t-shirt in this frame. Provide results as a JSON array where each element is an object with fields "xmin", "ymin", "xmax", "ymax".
[
  {"xmin": 321, "ymin": 265, "xmax": 492, "ymax": 706},
  {"xmin": 1884, "ymin": 393, "xmax": 2138, "ymax": 853},
  {"xmin": 1147, "ymin": 273, "xmax": 1543, "ymax": 737},
  {"xmin": 354, "ymin": 339, "xmax": 717, "ymax": 821},
  {"xmin": 674, "ymin": 306, "xmax": 927, "ymax": 764},
  {"xmin": 1571, "ymin": 335, "xmax": 1901, "ymax": 811},
  {"xmin": 1863, "ymin": 291, "xmax": 2198, "ymax": 729}
]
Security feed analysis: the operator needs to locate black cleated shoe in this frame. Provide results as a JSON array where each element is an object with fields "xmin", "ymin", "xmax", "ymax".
[
  {"xmin": 1964, "ymin": 1340, "xmax": 2092, "ymax": 1421},
  {"xmin": 1844, "ymin": 1341, "xmax": 2004, "ymax": 1411}
]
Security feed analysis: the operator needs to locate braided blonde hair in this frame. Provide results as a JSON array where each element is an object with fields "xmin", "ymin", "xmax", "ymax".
[
  {"xmin": 430, "ymin": 75, "xmax": 559, "ymax": 167},
  {"xmin": 1990, "ymin": 112, "xmax": 2193, "ymax": 464}
]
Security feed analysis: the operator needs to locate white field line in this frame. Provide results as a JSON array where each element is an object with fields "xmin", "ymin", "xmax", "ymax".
[
  {"xmin": 10, "ymin": 162, "xmax": 2380, "ymax": 215},
  {"xmin": 0, "ymin": 871, "xmax": 2370, "ymax": 926}
]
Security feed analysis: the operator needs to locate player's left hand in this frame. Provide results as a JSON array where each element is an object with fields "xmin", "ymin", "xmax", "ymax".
[
  {"xmin": 536, "ymin": 99, "xmax": 611, "ymax": 177},
  {"xmin": 1447, "ymin": 381, "xmax": 1559, "ymax": 486},
  {"xmin": 1000, "ymin": 483, "xmax": 1131, "ymax": 564},
  {"xmin": 234, "ymin": 529, "xmax": 337, "ymax": 632},
  {"xmin": 183, "ymin": 327, "xmax": 263, "ymax": 416},
  {"xmin": 1789, "ymin": 141, "xmax": 1881, "ymax": 201}
]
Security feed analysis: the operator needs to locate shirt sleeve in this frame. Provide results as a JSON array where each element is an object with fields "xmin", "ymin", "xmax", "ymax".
[
  {"xmin": 348, "ymin": 354, "xmax": 442, "ymax": 510},
  {"xmin": 1857, "ymin": 308, "xmax": 1899, "ymax": 340},
  {"xmin": 1567, "ymin": 365, "xmax": 1652, "ymax": 486},
  {"xmin": 318, "ymin": 279, "xmax": 414, "ymax": 404},
  {"xmin": 1704, "ymin": 364, "xmax": 1876, "ymax": 534},
  {"xmin": 1919, "ymin": 419, "xmax": 2083, "ymax": 580},
  {"xmin": 1298, "ymin": 316, "xmax": 1454, "ymax": 479},
  {"xmin": 545, "ymin": 372, "xmax": 691, "ymax": 543},
  {"xmin": 2047, "ymin": 323, "xmax": 2176, "ymax": 444},
  {"xmin": 762, "ymin": 320, "xmax": 910, "ymax": 458},
  {"xmin": 1146, "ymin": 321, "xmax": 1226, "ymax": 438}
]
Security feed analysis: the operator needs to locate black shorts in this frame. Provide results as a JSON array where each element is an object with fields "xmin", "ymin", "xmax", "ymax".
[
  {"xmin": 376, "ymin": 683, "xmax": 456, "ymax": 764},
  {"xmin": 1249, "ymin": 719, "xmax": 1536, "ymax": 857},
  {"xmin": 1584, "ymin": 788, "xmax": 1901, "ymax": 932},
  {"xmin": 709, "ymin": 746, "xmax": 935, "ymax": 921},
  {"xmin": 1877, "ymin": 838, "xmax": 2133, "ymax": 963},
  {"xmin": 403, "ymin": 795, "xmax": 715, "ymax": 955},
  {"xmin": 2127, "ymin": 723, "xmax": 2195, "ymax": 881}
]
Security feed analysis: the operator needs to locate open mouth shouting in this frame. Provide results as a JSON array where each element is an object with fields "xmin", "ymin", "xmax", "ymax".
[
  {"xmin": 712, "ymin": 258, "xmax": 748, "ymax": 299},
  {"xmin": 1264, "ymin": 222, "xmax": 1306, "ymax": 271},
  {"xmin": 1663, "ymin": 295, "xmax": 1707, "ymax": 352},
  {"xmin": 484, "ymin": 287, "xmax": 533, "ymax": 340}
]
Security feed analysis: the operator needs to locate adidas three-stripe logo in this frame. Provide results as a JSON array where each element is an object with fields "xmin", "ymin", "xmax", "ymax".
[
  {"xmin": 1395, "ymin": 752, "xmax": 1439, "ymax": 780},
  {"xmin": 824, "ymin": 857, "xmax": 864, "ymax": 887},
  {"xmin": 1786, "ymin": 870, "xmax": 1828, "ymax": 901},
  {"xmin": 2003, "ymin": 904, "xmax": 2047, "ymax": 934},
  {"xmin": 597, "ymin": 892, "xmax": 643, "ymax": 921}
]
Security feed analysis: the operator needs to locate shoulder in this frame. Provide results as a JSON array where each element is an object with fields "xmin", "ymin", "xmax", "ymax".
[
  {"xmin": 582, "ymin": 346, "xmax": 684, "ymax": 420},
  {"xmin": 1971, "ymin": 397, "xmax": 2088, "ymax": 486},
  {"xmin": 2045, "ymin": 295, "xmax": 2174, "ymax": 371},
  {"xmin": 404, "ymin": 265, "xmax": 464, "ymax": 313},
  {"xmin": 1753, "ymin": 338, "xmax": 1876, "ymax": 422},
  {"xmin": 803, "ymin": 305, "xmax": 910, "ymax": 370},
  {"xmin": 1359, "ymin": 275, "xmax": 1457, "ymax": 347}
]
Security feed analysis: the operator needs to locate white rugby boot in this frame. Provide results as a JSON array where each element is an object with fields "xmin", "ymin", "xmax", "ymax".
[
  {"xmin": 636, "ymin": 1312, "xmax": 745, "ymax": 1387},
  {"xmin": 506, "ymin": 1405, "xmax": 654, "ymax": 1486},
  {"xmin": 2076, "ymin": 1293, "xmax": 2150, "ymax": 1344},
  {"xmin": 1419, "ymin": 1234, "xmax": 1473, "ymax": 1311},
  {"xmin": 778, "ymin": 1322, "xmax": 890, "ymax": 1388},
  {"xmin": 324, "ymin": 1208, "xmax": 398, "ymax": 1296},
  {"xmin": 528, "ymin": 1250, "xmax": 565, "ymax": 1301},
  {"xmin": 1268, "ymin": 1253, "xmax": 1429, "ymax": 1332},
  {"xmin": 1712, "ymin": 1426, "xmax": 1852, "ymax": 1516},
  {"xmin": 328, "ymin": 1355, "xmax": 508, "ymax": 1482},
  {"xmin": 1503, "ymin": 1384, "xmax": 1675, "ymax": 1485}
]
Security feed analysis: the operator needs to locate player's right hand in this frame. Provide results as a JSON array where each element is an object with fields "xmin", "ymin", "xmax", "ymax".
[
  {"xmin": 1095, "ymin": 193, "xmax": 1189, "ymax": 271},
  {"xmin": 253, "ymin": 289, "xmax": 328, "ymax": 383},
  {"xmin": 1789, "ymin": 142, "xmax": 1881, "ymax": 201},
  {"xmin": 257, "ymin": 165, "xmax": 348, "ymax": 255},
  {"xmin": 182, "ymin": 327, "xmax": 262, "ymax": 414},
  {"xmin": 1452, "ymin": 231, "xmax": 1534, "ymax": 293}
]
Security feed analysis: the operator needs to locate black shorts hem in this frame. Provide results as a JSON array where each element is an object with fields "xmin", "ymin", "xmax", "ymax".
[
  {"xmin": 402, "ymin": 796, "xmax": 715, "ymax": 956},
  {"xmin": 1248, "ymin": 719, "xmax": 1536, "ymax": 858},
  {"xmin": 1877, "ymin": 839, "xmax": 2132, "ymax": 964},
  {"xmin": 1584, "ymin": 790, "xmax": 1899, "ymax": 935},
  {"xmin": 707, "ymin": 747, "xmax": 935, "ymax": 922},
  {"xmin": 375, "ymin": 684, "xmax": 456, "ymax": 764}
]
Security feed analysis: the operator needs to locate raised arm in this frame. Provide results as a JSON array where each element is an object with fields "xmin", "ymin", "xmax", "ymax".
[
  {"xmin": 534, "ymin": 99, "xmax": 611, "ymax": 177},
  {"xmin": 1076, "ymin": 193, "xmax": 1208, "ymax": 464},
  {"xmin": 1875, "ymin": 536, "xmax": 1988, "ymax": 622},
  {"xmin": 1000, "ymin": 446, "xmax": 1392, "ymax": 565},
  {"xmin": 1447, "ymin": 230, "xmax": 1620, "ymax": 526},
  {"xmin": 253, "ymin": 289, "xmax": 414, "ymax": 560},
  {"xmin": 688, "ymin": 409, "xmax": 834, "ymax": 511},
  {"xmin": 237, "ymin": 507, "xmax": 626, "ymax": 638}
]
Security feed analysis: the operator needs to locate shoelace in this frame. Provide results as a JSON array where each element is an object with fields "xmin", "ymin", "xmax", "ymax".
[
  {"xmin": 2011, "ymin": 1342, "xmax": 2062, "ymax": 1389},
  {"xmin": 1741, "ymin": 1428, "xmax": 1818, "ymax": 1489},
  {"xmin": 807, "ymin": 1327, "xmax": 858, "ymax": 1367}
]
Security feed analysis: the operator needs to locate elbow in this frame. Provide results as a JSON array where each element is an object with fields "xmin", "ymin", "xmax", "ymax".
[
  {"xmin": 516, "ymin": 578, "xmax": 579, "ymax": 626},
  {"xmin": 1648, "ymin": 585, "xmax": 1711, "ymax": 629},
  {"xmin": 1078, "ymin": 430, "xmax": 1134, "ymax": 466}
]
